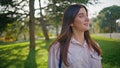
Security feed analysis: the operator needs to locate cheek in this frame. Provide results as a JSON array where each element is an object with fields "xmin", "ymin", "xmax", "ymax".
[
  {"xmin": 80, "ymin": 18, "xmax": 86, "ymax": 22},
  {"xmin": 73, "ymin": 20, "xmax": 83, "ymax": 29},
  {"xmin": 73, "ymin": 19, "xmax": 84, "ymax": 29},
  {"xmin": 74, "ymin": 20, "xmax": 82, "ymax": 26},
  {"xmin": 77, "ymin": 19, "xmax": 85, "ymax": 26},
  {"xmin": 75, "ymin": 18, "xmax": 83, "ymax": 24},
  {"xmin": 76, "ymin": 17, "xmax": 84, "ymax": 23}
]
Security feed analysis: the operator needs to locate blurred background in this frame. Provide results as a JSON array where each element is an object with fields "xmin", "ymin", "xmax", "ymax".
[{"xmin": 0, "ymin": 0, "xmax": 120, "ymax": 68}]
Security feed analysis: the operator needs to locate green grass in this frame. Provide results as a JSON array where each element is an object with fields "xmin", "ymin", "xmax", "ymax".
[
  {"xmin": 0, "ymin": 40, "xmax": 52, "ymax": 68},
  {"xmin": 0, "ymin": 35, "xmax": 120, "ymax": 68},
  {"xmin": 91, "ymin": 35, "xmax": 120, "ymax": 68}
]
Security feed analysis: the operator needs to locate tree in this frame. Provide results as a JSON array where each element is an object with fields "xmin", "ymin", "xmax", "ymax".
[
  {"xmin": 90, "ymin": 17, "xmax": 100, "ymax": 33},
  {"xmin": 0, "ymin": 0, "xmax": 29, "ymax": 35},
  {"xmin": 97, "ymin": 5, "xmax": 120, "ymax": 33},
  {"xmin": 29, "ymin": 0, "xmax": 35, "ymax": 50},
  {"xmin": 0, "ymin": 13, "xmax": 17, "ymax": 34},
  {"xmin": 0, "ymin": 0, "xmax": 36, "ymax": 50},
  {"xmin": 38, "ymin": 0, "xmax": 49, "ymax": 40},
  {"xmin": 0, "ymin": 0, "xmax": 17, "ymax": 33}
]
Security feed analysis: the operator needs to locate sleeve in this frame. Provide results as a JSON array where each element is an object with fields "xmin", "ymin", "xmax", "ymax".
[{"xmin": 48, "ymin": 42, "xmax": 60, "ymax": 68}]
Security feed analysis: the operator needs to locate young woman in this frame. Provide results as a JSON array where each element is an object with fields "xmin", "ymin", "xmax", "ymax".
[{"xmin": 48, "ymin": 4, "xmax": 102, "ymax": 68}]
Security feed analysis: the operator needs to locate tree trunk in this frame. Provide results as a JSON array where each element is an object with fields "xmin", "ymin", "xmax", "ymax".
[
  {"xmin": 23, "ymin": 34, "xmax": 27, "ymax": 41},
  {"xmin": 29, "ymin": 0, "xmax": 35, "ymax": 50},
  {"xmin": 40, "ymin": 18, "xmax": 49, "ymax": 40},
  {"xmin": 38, "ymin": 0, "xmax": 49, "ymax": 40},
  {"xmin": 56, "ymin": 24, "xmax": 59, "ymax": 36}
]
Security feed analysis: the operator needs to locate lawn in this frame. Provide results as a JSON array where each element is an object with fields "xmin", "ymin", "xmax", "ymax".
[
  {"xmin": 0, "ymin": 35, "xmax": 120, "ymax": 68},
  {"xmin": 0, "ymin": 40, "xmax": 52, "ymax": 68},
  {"xmin": 91, "ymin": 35, "xmax": 120, "ymax": 68}
]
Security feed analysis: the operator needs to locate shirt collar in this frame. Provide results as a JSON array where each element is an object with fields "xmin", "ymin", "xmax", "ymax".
[{"xmin": 70, "ymin": 37, "xmax": 87, "ymax": 47}]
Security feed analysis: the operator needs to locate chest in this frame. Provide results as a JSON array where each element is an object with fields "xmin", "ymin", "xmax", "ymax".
[{"xmin": 67, "ymin": 44, "xmax": 91, "ymax": 64}]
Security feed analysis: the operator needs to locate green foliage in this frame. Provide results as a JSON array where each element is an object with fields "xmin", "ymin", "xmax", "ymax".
[
  {"xmin": 0, "ymin": 13, "xmax": 17, "ymax": 33},
  {"xmin": 50, "ymin": 0, "xmax": 92, "ymax": 4},
  {"xmin": 0, "ymin": 0, "xmax": 21, "ymax": 33},
  {"xmin": 93, "ymin": 22, "xmax": 100, "ymax": 33},
  {"xmin": 90, "ymin": 17, "xmax": 100, "ymax": 33},
  {"xmin": 0, "ymin": 0, "xmax": 13, "ymax": 6},
  {"xmin": 97, "ymin": 5, "xmax": 120, "ymax": 33},
  {"xmin": 0, "ymin": 0, "xmax": 29, "ymax": 34}
]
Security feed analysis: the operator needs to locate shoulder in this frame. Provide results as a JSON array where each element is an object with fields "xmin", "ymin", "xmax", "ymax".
[
  {"xmin": 49, "ymin": 42, "xmax": 60, "ymax": 53},
  {"xmin": 51, "ymin": 42, "xmax": 60, "ymax": 50},
  {"xmin": 49, "ymin": 42, "xmax": 60, "ymax": 59}
]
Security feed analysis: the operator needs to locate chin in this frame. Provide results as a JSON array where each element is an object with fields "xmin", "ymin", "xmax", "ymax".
[{"xmin": 84, "ymin": 28, "xmax": 90, "ymax": 31}]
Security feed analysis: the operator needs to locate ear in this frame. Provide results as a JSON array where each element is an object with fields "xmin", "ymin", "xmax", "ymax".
[{"xmin": 70, "ymin": 24, "xmax": 73, "ymax": 27}]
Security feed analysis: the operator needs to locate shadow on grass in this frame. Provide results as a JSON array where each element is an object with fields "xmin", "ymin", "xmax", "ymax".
[
  {"xmin": 24, "ymin": 49, "xmax": 37, "ymax": 68},
  {"xmin": 0, "ymin": 41, "xmax": 16, "ymax": 45},
  {"xmin": 0, "ymin": 44, "xmax": 29, "ymax": 68},
  {"xmin": 36, "ymin": 39, "xmax": 53, "ymax": 51},
  {"xmin": 0, "ymin": 39, "xmax": 53, "ymax": 68},
  {"xmin": 35, "ymin": 39, "xmax": 54, "ymax": 68},
  {"xmin": 0, "ymin": 40, "xmax": 29, "ymax": 45}
]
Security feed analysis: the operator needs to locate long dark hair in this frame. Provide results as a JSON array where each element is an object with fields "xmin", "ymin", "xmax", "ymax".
[{"xmin": 49, "ymin": 4, "xmax": 102, "ymax": 66}]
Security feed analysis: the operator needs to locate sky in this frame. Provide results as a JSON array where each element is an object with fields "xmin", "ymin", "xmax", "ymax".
[
  {"xmin": 1, "ymin": 0, "xmax": 119, "ymax": 18},
  {"xmin": 87, "ymin": 0, "xmax": 120, "ymax": 18},
  {"xmin": 34, "ymin": 0, "xmax": 120, "ymax": 18}
]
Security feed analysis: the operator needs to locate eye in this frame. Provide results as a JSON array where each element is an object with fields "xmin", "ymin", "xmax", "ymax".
[
  {"xmin": 78, "ymin": 15, "xmax": 84, "ymax": 18},
  {"xmin": 78, "ymin": 14, "xmax": 88, "ymax": 18},
  {"xmin": 78, "ymin": 13, "xmax": 88, "ymax": 18}
]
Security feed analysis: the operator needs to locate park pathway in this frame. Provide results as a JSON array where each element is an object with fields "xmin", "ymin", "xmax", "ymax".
[{"xmin": 96, "ymin": 33, "xmax": 120, "ymax": 39}]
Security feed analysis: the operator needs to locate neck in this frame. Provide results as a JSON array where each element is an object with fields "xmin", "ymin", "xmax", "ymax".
[{"xmin": 72, "ymin": 30, "xmax": 85, "ymax": 45}]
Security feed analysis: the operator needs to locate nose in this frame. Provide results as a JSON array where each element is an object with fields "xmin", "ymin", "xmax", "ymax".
[{"xmin": 85, "ymin": 16, "xmax": 89, "ymax": 22}]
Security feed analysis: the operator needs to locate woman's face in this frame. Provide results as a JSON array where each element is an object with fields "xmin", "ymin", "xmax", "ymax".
[{"xmin": 71, "ymin": 7, "xmax": 90, "ymax": 32}]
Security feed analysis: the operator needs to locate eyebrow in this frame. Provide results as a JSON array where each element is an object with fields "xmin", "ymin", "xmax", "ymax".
[{"xmin": 78, "ymin": 13, "xmax": 88, "ymax": 16}]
